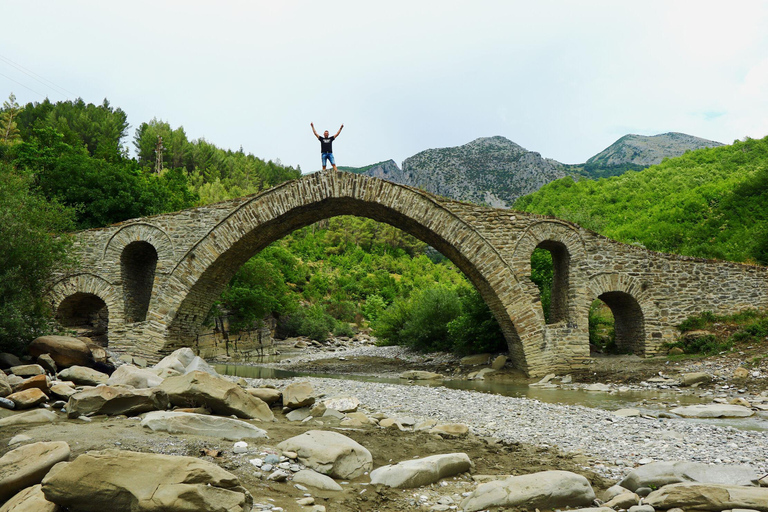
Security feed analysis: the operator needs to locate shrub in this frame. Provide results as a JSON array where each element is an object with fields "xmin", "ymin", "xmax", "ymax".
[
  {"xmin": 677, "ymin": 311, "xmax": 717, "ymax": 332},
  {"xmin": 282, "ymin": 305, "xmax": 336, "ymax": 342}
]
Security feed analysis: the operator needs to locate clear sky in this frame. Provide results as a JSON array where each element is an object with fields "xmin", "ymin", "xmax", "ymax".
[{"xmin": 2, "ymin": 1, "xmax": 767, "ymax": 172}]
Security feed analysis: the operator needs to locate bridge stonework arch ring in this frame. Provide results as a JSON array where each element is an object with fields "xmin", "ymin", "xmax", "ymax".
[{"xmin": 152, "ymin": 172, "xmax": 555, "ymax": 375}]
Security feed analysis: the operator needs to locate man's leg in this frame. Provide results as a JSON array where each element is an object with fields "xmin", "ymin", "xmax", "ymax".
[
  {"xmin": 329, "ymin": 153, "xmax": 337, "ymax": 171},
  {"xmin": 322, "ymin": 153, "xmax": 328, "ymax": 171}
]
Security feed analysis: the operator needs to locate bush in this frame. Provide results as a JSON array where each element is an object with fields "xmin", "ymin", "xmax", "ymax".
[
  {"xmin": 677, "ymin": 311, "xmax": 717, "ymax": 332},
  {"xmin": 666, "ymin": 334, "xmax": 732, "ymax": 356},
  {"xmin": 398, "ymin": 286, "xmax": 461, "ymax": 352},
  {"xmin": 447, "ymin": 288, "xmax": 506, "ymax": 355},
  {"xmin": 282, "ymin": 305, "xmax": 336, "ymax": 342}
]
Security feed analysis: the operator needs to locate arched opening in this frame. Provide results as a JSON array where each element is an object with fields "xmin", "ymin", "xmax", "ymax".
[
  {"xmin": 121, "ymin": 241, "xmax": 158, "ymax": 323},
  {"xmin": 530, "ymin": 240, "xmax": 570, "ymax": 324},
  {"xmin": 56, "ymin": 292, "xmax": 109, "ymax": 341},
  {"xmin": 188, "ymin": 215, "xmax": 509, "ymax": 361},
  {"xmin": 594, "ymin": 291, "xmax": 645, "ymax": 354}
]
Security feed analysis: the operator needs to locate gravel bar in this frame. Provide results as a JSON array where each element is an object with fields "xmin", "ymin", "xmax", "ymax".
[{"xmin": 252, "ymin": 375, "xmax": 768, "ymax": 480}]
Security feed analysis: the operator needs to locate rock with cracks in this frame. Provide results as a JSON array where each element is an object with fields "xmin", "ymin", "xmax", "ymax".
[
  {"xmin": 0, "ymin": 484, "xmax": 60, "ymax": 512},
  {"xmin": 277, "ymin": 430, "xmax": 372, "ymax": 479},
  {"xmin": 41, "ymin": 449, "xmax": 252, "ymax": 512},
  {"xmin": 370, "ymin": 452, "xmax": 471, "ymax": 488},
  {"xmin": 158, "ymin": 371, "xmax": 274, "ymax": 421},
  {"xmin": 0, "ymin": 441, "xmax": 71, "ymax": 502},
  {"xmin": 141, "ymin": 411, "xmax": 268, "ymax": 440},
  {"xmin": 460, "ymin": 470, "xmax": 596, "ymax": 512},
  {"xmin": 66, "ymin": 386, "xmax": 169, "ymax": 418}
]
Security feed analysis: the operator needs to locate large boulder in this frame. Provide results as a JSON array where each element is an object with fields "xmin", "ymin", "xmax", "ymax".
[
  {"xmin": 6, "ymin": 388, "xmax": 48, "ymax": 409},
  {"xmin": 36, "ymin": 354, "xmax": 57, "ymax": 375},
  {"xmin": 66, "ymin": 386, "xmax": 169, "ymax": 418},
  {"xmin": 618, "ymin": 461, "xmax": 759, "ymax": 491},
  {"xmin": 645, "ymin": 482, "xmax": 768, "ymax": 511},
  {"xmin": 158, "ymin": 371, "xmax": 274, "ymax": 421},
  {"xmin": 41, "ymin": 449, "xmax": 252, "ymax": 512},
  {"xmin": 370, "ymin": 453, "xmax": 471, "ymax": 488},
  {"xmin": 670, "ymin": 404, "xmax": 754, "ymax": 418},
  {"xmin": 0, "ymin": 372, "xmax": 12, "ymax": 397},
  {"xmin": 0, "ymin": 484, "xmax": 59, "ymax": 512},
  {"xmin": 282, "ymin": 381, "xmax": 316, "ymax": 409},
  {"xmin": 460, "ymin": 470, "xmax": 595, "ymax": 512},
  {"xmin": 183, "ymin": 356, "xmax": 217, "ymax": 376},
  {"xmin": 10, "ymin": 365, "xmax": 44, "ymax": 378},
  {"xmin": 0, "ymin": 353, "xmax": 23, "ymax": 369},
  {"xmin": 246, "ymin": 388, "xmax": 282, "ymax": 405},
  {"xmin": 0, "ymin": 441, "xmax": 70, "ymax": 502},
  {"xmin": 28, "ymin": 336, "xmax": 93, "ymax": 369},
  {"xmin": 141, "ymin": 411, "xmax": 268, "ymax": 440},
  {"xmin": 291, "ymin": 469, "xmax": 343, "ymax": 491},
  {"xmin": 679, "ymin": 372, "xmax": 713, "ymax": 386},
  {"xmin": 277, "ymin": 430, "xmax": 372, "ymax": 479},
  {"xmin": 0, "ymin": 409, "xmax": 59, "ymax": 427},
  {"xmin": 107, "ymin": 364, "xmax": 164, "ymax": 389},
  {"xmin": 57, "ymin": 366, "xmax": 108, "ymax": 386},
  {"xmin": 323, "ymin": 396, "xmax": 360, "ymax": 413},
  {"xmin": 12, "ymin": 374, "xmax": 49, "ymax": 394}
]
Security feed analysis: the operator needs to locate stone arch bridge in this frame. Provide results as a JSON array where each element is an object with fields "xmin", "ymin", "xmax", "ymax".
[{"xmin": 49, "ymin": 171, "xmax": 768, "ymax": 377}]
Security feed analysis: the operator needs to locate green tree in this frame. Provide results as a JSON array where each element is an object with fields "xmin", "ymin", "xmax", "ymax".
[
  {"xmin": 0, "ymin": 93, "xmax": 24, "ymax": 150},
  {"xmin": 0, "ymin": 164, "xmax": 75, "ymax": 353}
]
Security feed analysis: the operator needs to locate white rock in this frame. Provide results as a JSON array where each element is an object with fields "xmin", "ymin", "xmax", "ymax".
[
  {"xmin": 460, "ymin": 470, "xmax": 595, "ymax": 512},
  {"xmin": 141, "ymin": 411, "xmax": 268, "ymax": 440},
  {"xmin": 370, "ymin": 453, "xmax": 471, "ymax": 488}
]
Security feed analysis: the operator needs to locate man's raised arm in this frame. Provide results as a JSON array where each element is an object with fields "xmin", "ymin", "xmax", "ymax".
[
  {"xmin": 311, "ymin": 122, "xmax": 319, "ymax": 139},
  {"xmin": 334, "ymin": 124, "xmax": 344, "ymax": 138}
]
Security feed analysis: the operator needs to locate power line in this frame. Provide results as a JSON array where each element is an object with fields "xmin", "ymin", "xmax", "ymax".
[
  {"xmin": 0, "ymin": 70, "xmax": 45, "ymax": 98},
  {"xmin": 0, "ymin": 53, "xmax": 75, "ymax": 99}
]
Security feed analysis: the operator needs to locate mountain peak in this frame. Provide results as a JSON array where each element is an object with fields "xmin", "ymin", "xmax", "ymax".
[{"xmin": 585, "ymin": 132, "xmax": 723, "ymax": 177}]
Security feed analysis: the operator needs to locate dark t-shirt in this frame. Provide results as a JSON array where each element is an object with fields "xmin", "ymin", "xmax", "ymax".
[{"xmin": 319, "ymin": 136, "xmax": 334, "ymax": 153}]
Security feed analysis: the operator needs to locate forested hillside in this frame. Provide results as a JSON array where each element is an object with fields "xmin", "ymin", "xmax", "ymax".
[{"xmin": 514, "ymin": 136, "xmax": 768, "ymax": 265}]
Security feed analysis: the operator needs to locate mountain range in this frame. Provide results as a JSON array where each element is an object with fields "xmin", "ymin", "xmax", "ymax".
[{"xmin": 342, "ymin": 132, "xmax": 723, "ymax": 207}]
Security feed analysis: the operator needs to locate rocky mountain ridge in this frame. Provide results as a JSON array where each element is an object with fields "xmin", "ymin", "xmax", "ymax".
[{"xmin": 345, "ymin": 132, "xmax": 723, "ymax": 207}]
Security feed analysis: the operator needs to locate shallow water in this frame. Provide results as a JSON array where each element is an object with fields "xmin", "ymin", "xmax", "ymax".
[{"xmin": 216, "ymin": 362, "xmax": 768, "ymax": 431}]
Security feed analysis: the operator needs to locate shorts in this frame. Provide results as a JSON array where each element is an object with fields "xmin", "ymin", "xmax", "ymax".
[{"xmin": 321, "ymin": 152, "xmax": 335, "ymax": 167}]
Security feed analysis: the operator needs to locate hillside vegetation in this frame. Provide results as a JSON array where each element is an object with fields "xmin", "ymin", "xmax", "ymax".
[{"xmin": 515, "ymin": 136, "xmax": 768, "ymax": 265}]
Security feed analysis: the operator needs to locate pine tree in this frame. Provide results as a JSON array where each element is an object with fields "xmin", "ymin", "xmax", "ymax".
[{"xmin": 0, "ymin": 93, "xmax": 24, "ymax": 147}]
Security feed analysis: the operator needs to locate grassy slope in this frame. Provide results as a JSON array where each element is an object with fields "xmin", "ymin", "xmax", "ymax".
[{"xmin": 514, "ymin": 136, "xmax": 768, "ymax": 264}]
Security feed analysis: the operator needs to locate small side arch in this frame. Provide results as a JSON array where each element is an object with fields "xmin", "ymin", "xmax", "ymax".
[
  {"xmin": 48, "ymin": 273, "xmax": 122, "ymax": 341},
  {"xmin": 103, "ymin": 223, "xmax": 175, "ymax": 273},
  {"xmin": 511, "ymin": 220, "xmax": 589, "ymax": 327},
  {"xmin": 587, "ymin": 273, "xmax": 657, "ymax": 355}
]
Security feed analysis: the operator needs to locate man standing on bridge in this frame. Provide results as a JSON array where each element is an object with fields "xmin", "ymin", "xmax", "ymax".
[{"xmin": 311, "ymin": 122, "xmax": 343, "ymax": 171}]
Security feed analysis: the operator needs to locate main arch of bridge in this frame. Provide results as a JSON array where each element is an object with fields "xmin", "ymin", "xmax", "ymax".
[
  {"xmin": 49, "ymin": 171, "xmax": 768, "ymax": 377},
  {"xmin": 154, "ymin": 171, "xmax": 561, "ymax": 375}
]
